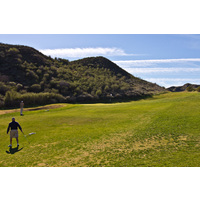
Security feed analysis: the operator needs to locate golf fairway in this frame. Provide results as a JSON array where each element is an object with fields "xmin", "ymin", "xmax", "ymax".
[{"xmin": 0, "ymin": 92, "xmax": 200, "ymax": 167}]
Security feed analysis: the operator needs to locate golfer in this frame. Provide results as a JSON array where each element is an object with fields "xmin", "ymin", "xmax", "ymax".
[
  {"xmin": 7, "ymin": 117, "xmax": 23, "ymax": 147},
  {"xmin": 20, "ymin": 101, "xmax": 24, "ymax": 116}
]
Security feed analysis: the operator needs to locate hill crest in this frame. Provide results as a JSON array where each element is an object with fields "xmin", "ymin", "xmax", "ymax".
[
  {"xmin": 70, "ymin": 56, "xmax": 133, "ymax": 78},
  {"xmin": 167, "ymin": 83, "xmax": 200, "ymax": 92},
  {"xmin": 0, "ymin": 43, "xmax": 165, "ymax": 107}
]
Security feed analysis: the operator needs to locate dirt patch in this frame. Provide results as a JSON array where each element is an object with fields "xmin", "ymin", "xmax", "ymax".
[
  {"xmin": 30, "ymin": 141, "xmax": 60, "ymax": 149},
  {"xmin": 0, "ymin": 104, "xmax": 66, "ymax": 115},
  {"xmin": 0, "ymin": 109, "xmax": 20, "ymax": 115},
  {"xmin": 56, "ymin": 134, "xmax": 188, "ymax": 167},
  {"xmin": 37, "ymin": 163, "xmax": 46, "ymax": 167},
  {"xmin": 26, "ymin": 104, "xmax": 65, "ymax": 111},
  {"xmin": 178, "ymin": 135, "xmax": 187, "ymax": 141}
]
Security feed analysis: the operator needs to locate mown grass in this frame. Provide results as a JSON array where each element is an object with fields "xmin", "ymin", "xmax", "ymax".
[{"xmin": 0, "ymin": 92, "xmax": 200, "ymax": 167}]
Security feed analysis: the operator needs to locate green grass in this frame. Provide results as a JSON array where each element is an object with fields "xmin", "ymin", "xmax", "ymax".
[{"xmin": 0, "ymin": 92, "xmax": 200, "ymax": 167}]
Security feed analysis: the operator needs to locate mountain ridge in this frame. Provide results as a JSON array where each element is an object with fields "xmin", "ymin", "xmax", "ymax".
[
  {"xmin": 0, "ymin": 43, "xmax": 165, "ymax": 107},
  {"xmin": 167, "ymin": 83, "xmax": 200, "ymax": 92}
]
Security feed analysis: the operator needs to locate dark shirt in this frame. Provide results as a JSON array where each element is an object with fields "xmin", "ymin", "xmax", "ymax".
[{"xmin": 7, "ymin": 121, "xmax": 22, "ymax": 133}]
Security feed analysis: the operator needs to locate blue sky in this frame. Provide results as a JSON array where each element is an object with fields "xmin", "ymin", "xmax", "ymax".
[{"xmin": 1, "ymin": 34, "xmax": 200, "ymax": 88}]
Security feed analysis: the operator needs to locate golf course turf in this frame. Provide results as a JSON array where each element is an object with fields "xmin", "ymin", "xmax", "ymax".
[{"xmin": 0, "ymin": 92, "xmax": 200, "ymax": 167}]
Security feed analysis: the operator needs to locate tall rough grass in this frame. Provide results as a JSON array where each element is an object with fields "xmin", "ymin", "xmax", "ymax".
[{"xmin": 4, "ymin": 91, "xmax": 66, "ymax": 108}]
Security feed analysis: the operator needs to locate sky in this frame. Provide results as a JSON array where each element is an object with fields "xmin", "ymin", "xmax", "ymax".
[{"xmin": 1, "ymin": 34, "xmax": 200, "ymax": 88}]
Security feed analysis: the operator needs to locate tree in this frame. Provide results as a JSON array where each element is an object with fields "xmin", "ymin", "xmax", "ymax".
[
  {"xmin": 16, "ymin": 83, "xmax": 23, "ymax": 91},
  {"xmin": 196, "ymin": 86, "xmax": 200, "ymax": 92},
  {"xmin": 96, "ymin": 89, "xmax": 102, "ymax": 97},
  {"xmin": 30, "ymin": 84, "xmax": 41, "ymax": 92},
  {"xmin": 7, "ymin": 47, "xmax": 20, "ymax": 54},
  {"xmin": 4, "ymin": 91, "xmax": 19, "ymax": 107},
  {"xmin": 0, "ymin": 82, "xmax": 9, "ymax": 95},
  {"xmin": 186, "ymin": 85, "xmax": 194, "ymax": 92}
]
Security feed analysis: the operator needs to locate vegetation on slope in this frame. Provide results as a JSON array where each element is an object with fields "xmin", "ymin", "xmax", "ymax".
[
  {"xmin": 0, "ymin": 43, "xmax": 165, "ymax": 107},
  {"xmin": 167, "ymin": 83, "xmax": 200, "ymax": 92}
]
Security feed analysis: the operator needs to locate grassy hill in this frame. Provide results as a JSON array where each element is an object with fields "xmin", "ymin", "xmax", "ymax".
[
  {"xmin": 0, "ymin": 92, "xmax": 200, "ymax": 167},
  {"xmin": 0, "ymin": 43, "xmax": 165, "ymax": 107}
]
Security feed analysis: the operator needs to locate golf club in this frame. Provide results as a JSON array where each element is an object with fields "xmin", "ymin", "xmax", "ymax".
[
  {"xmin": 22, "ymin": 131, "xmax": 30, "ymax": 144},
  {"xmin": 28, "ymin": 132, "xmax": 36, "ymax": 136}
]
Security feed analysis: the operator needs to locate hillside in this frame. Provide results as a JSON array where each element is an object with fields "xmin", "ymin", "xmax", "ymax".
[
  {"xmin": 71, "ymin": 56, "xmax": 133, "ymax": 78},
  {"xmin": 0, "ymin": 43, "xmax": 165, "ymax": 107},
  {"xmin": 167, "ymin": 83, "xmax": 200, "ymax": 92},
  {"xmin": 0, "ymin": 43, "xmax": 53, "ymax": 65}
]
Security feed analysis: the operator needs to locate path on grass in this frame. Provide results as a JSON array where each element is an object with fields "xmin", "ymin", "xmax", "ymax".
[{"xmin": 0, "ymin": 104, "xmax": 66, "ymax": 115}]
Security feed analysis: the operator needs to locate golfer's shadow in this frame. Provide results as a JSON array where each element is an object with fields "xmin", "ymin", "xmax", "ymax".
[{"xmin": 6, "ymin": 146, "xmax": 23, "ymax": 154}]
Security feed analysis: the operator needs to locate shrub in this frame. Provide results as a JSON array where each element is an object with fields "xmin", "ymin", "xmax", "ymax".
[
  {"xmin": 51, "ymin": 88, "xmax": 59, "ymax": 94},
  {"xmin": 16, "ymin": 83, "xmax": 23, "ymax": 91},
  {"xmin": 186, "ymin": 85, "xmax": 194, "ymax": 92},
  {"xmin": 4, "ymin": 91, "xmax": 20, "ymax": 107},
  {"xmin": 104, "ymin": 85, "xmax": 109, "ymax": 92},
  {"xmin": 7, "ymin": 47, "xmax": 20, "ymax": 54},
  {"xmin": 0, "ymin": 51, "xmax": 5, "ymax": 58},
  {"xmin": 0, "ymin": 94, "xmax": 4, "ymax": 108},
  {"xmin": 30, "ymin": 84, "xmax": 41, "ymax": 92},
  {"xmin": 8, "ymin": 82, "xmax": 16, "ymax": 87},
  {"xmin": 96, "ymin": 89, "xmax": 102, "ymax": 97},
  {"xmin": 4, "ymin": 91, "xmax": 66, "ymax": 107},
  {"xmin": 196, "ymin": 86, "xmax": 200, "ymax": 92},
  {"xmin": 26, "ymin": 70, "xmax": 39, "ymax": 81},
  {"xmin": 111, "ymin": 84, "xmax": 119, "ymax": 91},
  {"xmin": 0, "ymin": 82, "xmax": 9, "ymax": 95}
]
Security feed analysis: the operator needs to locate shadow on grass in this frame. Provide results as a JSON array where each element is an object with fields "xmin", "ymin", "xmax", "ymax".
[{"xmin": 6, "ymin": 146, "xmax": 23, "ymax": 154}]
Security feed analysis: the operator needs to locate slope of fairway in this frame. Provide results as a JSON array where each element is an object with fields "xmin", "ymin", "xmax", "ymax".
[{"xmin": 0, "ymin": 92, "xmax": 200, "ymax": 167}]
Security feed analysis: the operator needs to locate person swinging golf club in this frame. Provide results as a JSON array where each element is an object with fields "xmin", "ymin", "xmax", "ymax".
[{"xmin": 7, "ymin": 117, "xmax": 23, "ymax": 147}]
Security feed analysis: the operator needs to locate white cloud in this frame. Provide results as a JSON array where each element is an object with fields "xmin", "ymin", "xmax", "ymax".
[
  {"xmin": 146, "ymin": 78, "xmax": 200, "ymax": 88},
  {"xmin": 114, "ymin": 58, "xmax": 200, "ymax": 67},
  {"xmin": 123, "ymin": 67, "xmax": 200, "ymax": 74},
  {"xmin": 39, "ymin": 47, "xmax": 136, "ymax": 58},
  {"xmin": 113, "ymin": 58, "xmax": 200, "ymax": 87}
]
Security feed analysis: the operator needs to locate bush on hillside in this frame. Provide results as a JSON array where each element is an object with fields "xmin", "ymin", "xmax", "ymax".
[
  {"xmin": 4, "ymin": 91, "xmax": 66, "ymax": 108},
  {"xmin": 196, "ymin": 86, "xmax": 200, "ymax": 92},
  {"xmin": 186, "ymin": 85, "xmax": 194, "ymax": 92},
  {"xmin": 0, "ymin": 94, "xmax": 4, "ymax": 107},
  {"xmin": 7, "ymin": 47, "xmax": 20, "ymax": 55},
  {"xmin": 30, "ymin": 84, "xmax": 41, "ymax": 92},
  {"xmin": 0, "ymin": 43, "xmax": 165, "ymax": 106},
  {"xmin": 0, "ymin": 82, "xmax": 9, "ymax": 95}
]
